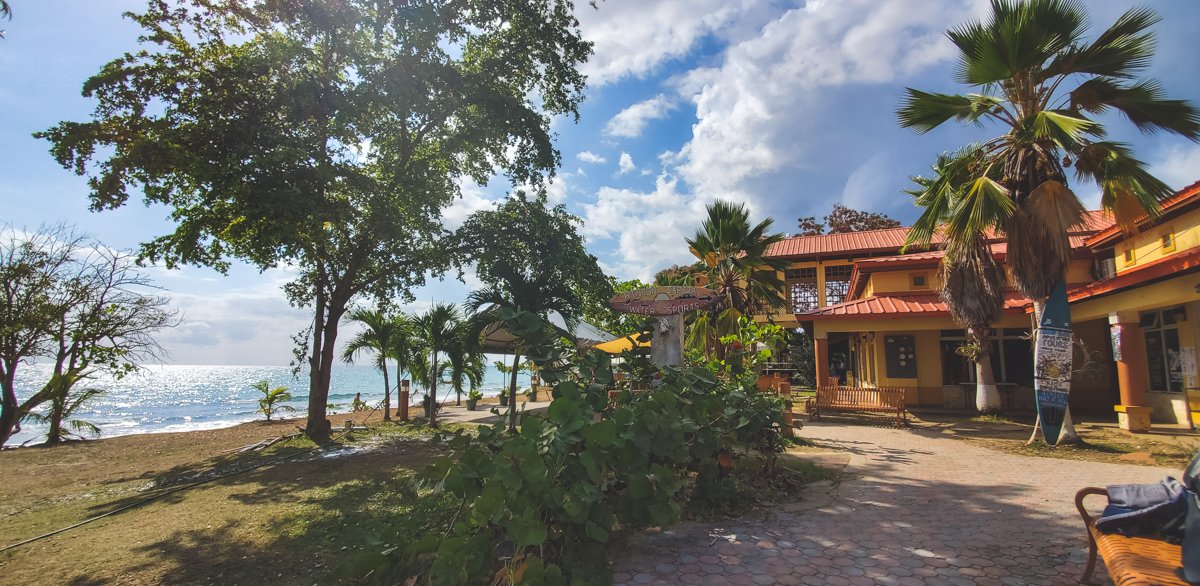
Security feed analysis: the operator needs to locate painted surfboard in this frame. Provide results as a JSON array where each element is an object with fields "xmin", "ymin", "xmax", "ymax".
[
  {"xmin": 1034, "ymin": 281, "xmax": 1073, "ymax": 445},
  {"xmin": 609, "ymin": 286, "xmax": 720, "ymax": 316}
]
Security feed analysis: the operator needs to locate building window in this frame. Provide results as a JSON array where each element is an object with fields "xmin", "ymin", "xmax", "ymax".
[
  {"xmin": 1162, "ymin": 230, "xmax": 1176, "ymax": 253},
  {"xmin": 910, "ymin": 273, "xmax": 929, "ymax": 290},
  {"xmin": 939, "ymin": 329, "xmax": 1033, "ymax": 386},
  {"xmin": 1142, "ymin": 308, "xmax": 1185, "ymax": 392},
  {"xmin": 1124, "ymin": 248, "xmax": 1135, "ymax": 265},
  {"xmin": 824, "ymin": 264, "xmax": 854, "ymax": 306},
  {"xmin": 787, "ymin": 267, "xmax": 818, "ymax": 313}
]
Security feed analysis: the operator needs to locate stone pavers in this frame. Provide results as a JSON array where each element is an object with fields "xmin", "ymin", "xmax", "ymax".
[{"xmin": 613, "ymin": 421, "xmax": 1179, "ymax": 585}]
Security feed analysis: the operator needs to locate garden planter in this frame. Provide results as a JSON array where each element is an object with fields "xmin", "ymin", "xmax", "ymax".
[
  {"xmin": 499, "ymin": 393, "xmax": 509, "ymax": 407},
  {"xmin": 466, "ymin": 398, "xmax": 478, "ymax": 411}
]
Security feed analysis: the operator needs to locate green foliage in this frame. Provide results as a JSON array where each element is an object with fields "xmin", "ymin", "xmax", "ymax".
[
  {"xmin": 254, "ymin": 380, "xmax": 294, "ymax": 422},
  {"xmin": 404, "ymin": 309, "xmax": 791, "ymax": 585},
  {"xmin": 467, "ymin": 389, "xmax": 483, "ymax": 401},
  {"xmin": 795, "ymin": 204, "xmax": 902, "ymax": 235},
  {"xmin": 22, "ymin": 387, "xmax": 105, "ymax": 444}
]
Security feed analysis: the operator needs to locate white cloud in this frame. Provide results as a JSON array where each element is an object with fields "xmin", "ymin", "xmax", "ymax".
[
  {"xmin": 669, "ymin": 0, "xmax": 975, "ymax": 204},
  {"xmin": 618, "ymin": 152, "xmax": 636, "ymax": 175},
  {"xmin": 576, "ymin": 150, "xmax": 607, "ymax": 164},
  {"xmin": 576, "ymin": 0, "xmax": 780, "ymax": 86},
  {"xmin": 1151, "ymin": 143, "xmax": 1200, "ymax": 191},
  {"xmin": 580, "ymin": 175, "xmax": 707, "ymax": 280},
  {"xmin": 441, "ymin": 180, "xmax": 498, "ymax": 230},
  {"xmin": 604, "ymin": 95, "xmax": 677, "ymax": 138}
]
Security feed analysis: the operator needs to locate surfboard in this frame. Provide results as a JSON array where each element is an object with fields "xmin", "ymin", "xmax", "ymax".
[
  {"xmin": 609, "ymin": 286, "xmax": 719, "ymax": 316},
  {"xmin": 1034, "ymin": 281, "xmax": 1073, "ymax": 445}
]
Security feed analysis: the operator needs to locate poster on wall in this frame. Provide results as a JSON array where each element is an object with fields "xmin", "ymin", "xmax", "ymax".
[
  {"xmin": 885, "ymin": 335, "xmax": 917, "ymax": 378},
  {"xmin": 1110, "ymin": 324, "xmax": 1122, "ymax": 362},
  {"xmin": 1034, "ymin": 282, "xmax": 1073, "ymax": 445}
]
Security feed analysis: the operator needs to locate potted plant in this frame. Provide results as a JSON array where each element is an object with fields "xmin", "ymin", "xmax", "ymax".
[
  {"xmin": 499, "ymin": 388, "xmax": 509, "ymax": 407},
  {"xmin": 525, "ymin": 387, "xmax": 539, "ymax": 402},
  {"xmin": 466, "ymin": 389, "xmax": 483, "ymax": 411}
]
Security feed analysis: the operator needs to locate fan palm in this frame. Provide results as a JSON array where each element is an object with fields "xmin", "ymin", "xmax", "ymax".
[
  {"xmin": 467, "ymin": 263, "xmax": 582, "ymax": 433},
  {"xmin": 686, "ymin": 200, "xmax": 789, "ymax": 357},
  {"xmin": 412, "ymin": 303, "xmax": 464, "ymax": 427},
  {"xmin": 342, "ymin": 308, "xmax": 397, "ymax": 421},
  {"xmin": 900, "ymin": 0, "xmax": 1199, "ymax": 440},
  {"xmin": 907, "ymin": 150, "xmax": 1008, "ymax": 413}
]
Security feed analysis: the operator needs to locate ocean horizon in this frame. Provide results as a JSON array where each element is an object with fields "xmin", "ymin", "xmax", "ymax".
[{"xmin": 9, "ymin": 362, "xmax": 532, "ymax": 446}]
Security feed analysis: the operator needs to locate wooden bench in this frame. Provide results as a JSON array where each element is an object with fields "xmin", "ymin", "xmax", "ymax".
[
  {"xmin": 805, "ymin": 386, "xmax": 907, "ymax": 426},
  {"xmin": 1075, "ymin": 487, "xmax": 1187, "ymax": 585}
]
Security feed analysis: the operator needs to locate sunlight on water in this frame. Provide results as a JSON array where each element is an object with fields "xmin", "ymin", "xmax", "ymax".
[{"xmin": 10, "ymin": 363, "xmax": 530, "ymax": 446}]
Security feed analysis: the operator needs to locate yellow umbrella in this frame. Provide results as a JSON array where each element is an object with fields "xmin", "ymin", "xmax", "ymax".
[{"xmin": 594, "ymin": 335, "xmax": 651, "ymax": 354}]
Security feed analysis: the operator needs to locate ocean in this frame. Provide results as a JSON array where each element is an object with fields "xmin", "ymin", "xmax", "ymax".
[{"xmin": 8, "ymin": 362, "xmax": 531, "ymax": 446}]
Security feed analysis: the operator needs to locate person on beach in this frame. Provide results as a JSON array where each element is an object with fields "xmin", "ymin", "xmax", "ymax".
[{"xmin": 351, "ymin": 393, "xmax": 367, "ymax": 412}]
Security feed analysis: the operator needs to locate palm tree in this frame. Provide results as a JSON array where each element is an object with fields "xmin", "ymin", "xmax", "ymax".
[
  {"xmin": 23, "ymin": 386, "xmax": 104, "ymax": 444},
  {"xmin": 342, "ymin": 308, "xmax": 397, "ymax": 421},
  {"xmin": 907, "ymin": 151, "xmax": 1008, "ymax": 413},
  {"xmin": 389, "ymin": 313, "xmax": 420, "ymax": 418},
  {"xmin": 412, "ymin": 303, "xmax": 464, "ymax": 427},
  {"xmin": 442, "ymin": 325, "xmax": 485, "ymax": 407},
  {"xmin": 253, "ymin": 380, "xmax": 295, "ymax": 422},
  {"xmin": 899, "ymin": 0, "xmax": 1200, "ymax": 440},
  {"xmin": 686, "ymin": 200, "xmax": 789, "ymax": 357},
  {"xmin": 468, "ymin": 264, "xmax": 582, "ymax": 433}
]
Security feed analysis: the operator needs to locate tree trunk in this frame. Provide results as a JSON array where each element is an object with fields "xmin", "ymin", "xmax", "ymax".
[
  {"xmin": 508, "ymin": 352, "xmax": 521, "ymax": 434},
  {"xmin": 382, "ymin": 365, "xmax": 391, "ymax": 422},
  {"xmin": 45, "ymin": 395, "xmax": 65, "ymax": 445},
  {"xmin": 0, "ymin": 366, "xmax": 18, "ymax": 447},
  {"xmin": 428, "ymin": 353, "xmax": 439, "ymax": 428},
  {"xmin": 1027, "ymin": 299, "xmax": 1081, "ymax": 445},
  {"xmin": 969, "ymin": 326, "xmax": 1002, "ymax": 414},
  {"xmin": 306, "ymin": 292, "xmax": 346, "ymax": 444}
]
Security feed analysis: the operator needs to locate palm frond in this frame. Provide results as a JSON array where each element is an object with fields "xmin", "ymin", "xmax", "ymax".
[
  {"xmin": 948, "ymin": 0, "xmax": 1085, "ymax": 85},
  {"xmin": 898, "ymin": 90, "xmax": 1004, "ymax": 133},
  {"xmin": 1071, "ymin": 78, "xmax": 1200, "ymax": 138},
  {"xmin": 1044, "ymin": 6, "xmax": 1159, "ymax": 80}
]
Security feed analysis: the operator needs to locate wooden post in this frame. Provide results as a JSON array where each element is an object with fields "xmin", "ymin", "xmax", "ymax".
[{"xmin": 399, "ymin": 379, "xmax": 410, "ymax": 422}]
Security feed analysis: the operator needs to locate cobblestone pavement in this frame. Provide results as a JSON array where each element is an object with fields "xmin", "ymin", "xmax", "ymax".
[{"xmin": 613, "ymin": 421, "xmax": 1178, "ymax": 585}]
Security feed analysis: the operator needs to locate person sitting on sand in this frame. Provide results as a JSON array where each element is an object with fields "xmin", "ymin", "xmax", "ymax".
[{"xmin": 351, "ymin": 392, "xmax": 368, "ymax": 412}]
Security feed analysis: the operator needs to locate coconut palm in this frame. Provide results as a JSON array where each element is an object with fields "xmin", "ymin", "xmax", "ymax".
[
  {"xmin": 342, "ymin": 308, "xmax": 397, "ymax": 421},
  {"xmin": 442, "ymin": 325, "xmax": 485, "ymax": 407},
  {"xmin": 686, "ymin": 200, "xmax": 789, "ymax": 357},
  {"xmin": 900, "ymin": 0, "xmax": 1199, "ymax": 441},
  {"xmin": 389, "ymin": 313, "xmax": 420, "ymax": 417},
  {"xmin": 411, "ymin": 303, "xmax": 464, "ymax": 427},
  {"xmin": 22, "ymin": 386, "xmax": 104, "ymax": 444},
  {"xmin": 468, "ymin": 264, "xmax": 582, "ymax": 433},
  {"xmin": 253, "ymin": 380, "xmax": 295, "ymax": 422}
]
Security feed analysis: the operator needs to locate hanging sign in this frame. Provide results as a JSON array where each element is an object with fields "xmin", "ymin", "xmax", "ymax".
[
  {"xmin": 609, "ymin": 286, "xmax": 720, "ymax": 316},
  {"xmin": 1034, "ymin": 281, "xmax": 1073, "ymax": 445}
]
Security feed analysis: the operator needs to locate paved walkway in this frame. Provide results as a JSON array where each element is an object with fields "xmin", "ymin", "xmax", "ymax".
[{"xmin": 613, "ymin": 421, "xmax": 1177, "ymax": 586}]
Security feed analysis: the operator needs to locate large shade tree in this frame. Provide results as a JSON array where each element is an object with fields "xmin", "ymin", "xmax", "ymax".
[
  {"xmin": 899, "ymin": 0, "xmax": 1200, "ymax": 440},
  {"xmin": 686, "ymin": 201, "xmax": 788, "ymax": 358},
  {"xmin": 38, "ymin": 0, "xmax": 592, "ymax": 442},
  {"xmin": 458, "ymin": 193, "xmax": 608, "ymax": 433}
]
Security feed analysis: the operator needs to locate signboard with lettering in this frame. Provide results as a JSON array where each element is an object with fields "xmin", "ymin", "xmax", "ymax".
[
  {"xmin": 1034, "ymin": 282, "xmax": 1073, "ymax": 445},
  {"xmin": 609, "ymin": 286, "xmax": 720, "ymax": 316}
]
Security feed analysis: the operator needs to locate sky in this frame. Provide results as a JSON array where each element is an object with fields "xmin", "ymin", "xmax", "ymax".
[{"xmin": 2, "ymin": 0, "xmax": 1198, "ymax": 365}]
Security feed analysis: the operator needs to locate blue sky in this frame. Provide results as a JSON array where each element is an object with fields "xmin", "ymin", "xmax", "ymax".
[{"xmin": 2, "ymin": 0, "xmax": 1198, "ymax": 365}]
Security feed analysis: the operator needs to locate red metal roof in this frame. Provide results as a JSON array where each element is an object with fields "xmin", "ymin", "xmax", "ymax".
[
  {"xmin": 1084, "ymin": 180, "xmax": 1200, "ymax": 247},
  {"xmin": 769, "ymin": 209, "xmax": 1112, "ymax": 260},
  {"xmin": 1067, "ymin": 247, "xmax": 1200, "ymax": 304},
  {"xmin": 766, "ymin": 227, "xmax": 922, "ymax": 258},
  {"xmin": 800, "ymin": 290, "xmax": 1031, "ymax": 321}
]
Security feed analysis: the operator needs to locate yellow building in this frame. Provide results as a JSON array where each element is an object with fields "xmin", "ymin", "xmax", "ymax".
[{"xmin": 759, "ymin": 179, "xmax": 1200, "ymax": 431}]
